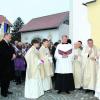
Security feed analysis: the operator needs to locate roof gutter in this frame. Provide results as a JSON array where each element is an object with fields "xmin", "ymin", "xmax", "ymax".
[{"xmin": 83, "ymin": 0, "xmax": 96, "ymax": 6}]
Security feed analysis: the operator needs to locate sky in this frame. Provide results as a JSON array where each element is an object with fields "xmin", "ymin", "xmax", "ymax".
[{"xmin": 0, "ymin": 0, "xmax": 71, "ymax": 24}]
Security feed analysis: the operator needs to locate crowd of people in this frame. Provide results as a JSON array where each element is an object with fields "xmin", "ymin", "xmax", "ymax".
[{"xmin": 0, "ymin": 33, "xmax": 100, "ymax": 100}]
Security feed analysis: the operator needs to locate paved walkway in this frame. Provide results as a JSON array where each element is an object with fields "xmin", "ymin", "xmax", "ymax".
[{"xmin": 0, "ymin": 82, "xmax": 98, "ymax": 100}]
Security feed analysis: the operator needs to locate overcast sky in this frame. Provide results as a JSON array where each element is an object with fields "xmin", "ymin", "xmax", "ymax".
[{"xmin": 0, "ymin": 0, "xmax": 71, "ymax": 24}]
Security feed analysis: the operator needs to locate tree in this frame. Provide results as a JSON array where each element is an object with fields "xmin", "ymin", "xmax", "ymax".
[{"xmin": 12, "ymin": 17, "xmax": 24, "ymax": 42}]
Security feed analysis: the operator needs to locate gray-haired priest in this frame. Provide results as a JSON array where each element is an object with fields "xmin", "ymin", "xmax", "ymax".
[{"xmin": 54, "ymin": 35, "xmax": 75, "ymax": 94}]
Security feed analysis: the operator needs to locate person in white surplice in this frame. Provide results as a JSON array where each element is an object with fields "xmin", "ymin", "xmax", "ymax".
[
  {"xmin": 24, "ymin": 39, "xmax": 44, "ymax": 99},
  {"xmin": 83, "ymin": 39, "xmax": 98, "ymax": 94},
  {"xmin": 54, "ymin": 35, "xmax": 75, "ymax": 94},
  {"xmin": 39, "ymin": 39, "xmax": 53, "ymax": 91}
]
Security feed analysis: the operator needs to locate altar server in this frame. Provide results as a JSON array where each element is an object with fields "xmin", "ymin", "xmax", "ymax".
[{"xmin": 54, "ymin": 35, "xmax": 75, "ymax": 94}]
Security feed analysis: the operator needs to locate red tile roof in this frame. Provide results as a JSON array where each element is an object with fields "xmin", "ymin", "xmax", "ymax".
[
  {"xmin": 0, "ymin": 15, "xmax": 12, "ymax": 26},
  {"xmin": 19, "ymin": 12, "xmax": 69, "ymax": 33}
]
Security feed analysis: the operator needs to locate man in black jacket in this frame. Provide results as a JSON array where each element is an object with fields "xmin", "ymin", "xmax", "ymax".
[{"xmin": 0, "ymin": 33, "xmax": 16, "ymax": 97}]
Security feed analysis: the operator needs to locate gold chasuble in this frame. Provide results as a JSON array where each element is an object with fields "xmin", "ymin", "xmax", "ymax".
[
  {"xmin": 25, "ymin": 46, "xmax": 41, "ymax": 79},
  {"xmin": 25, "ymin": 46, "xmax": 44, "ymax": 99},
  {"xmin": 72, "ymin": 48, "xmax": 82, "ymax": 89},
  {"xmin": 39, "ymin": 45, "xmax": 53, "ymax": 91},
  {"xmin": 83, "ymin": 45, "xmax": 98, "ymax": 90},
  {"xmin": 39, "ymin": 45, "xmax": 54, "ymax": 79}
]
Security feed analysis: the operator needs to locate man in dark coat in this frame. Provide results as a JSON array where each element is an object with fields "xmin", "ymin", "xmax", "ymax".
[
  {"xmin": 51, "ymin": 42, "xmax": 59, "ymax": 68},
  {"xmin": 0, "ymin": 33, "xmax": 16, "ymax": 97}
]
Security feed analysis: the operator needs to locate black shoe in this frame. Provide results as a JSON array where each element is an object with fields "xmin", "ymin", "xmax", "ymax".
[
  {"xmin": 1, "ymin": 93, "xmax": 7, "ymax": 97},
  {"xmin": 85, "ymin": 90, "xmax": 91, "ymax": 93},
  {"xmin": 7, "ymin": 91, "xmax": 13, "ymax": 94},
  {"xmin": 66, "ymin": 91, "xmax": 70, "ymax": 94},
  {"xmin": 16, "ymin": 82, "xmax": 21, "ymax": 85},
  {"xmin": 90, "ymin": 90, "xmax": 95, "ymax": 94},
  {"xmin": 93, "ymin": 91, "xmax": 95, "ymax": 95},
  {"xmin": 57, "ymin": 90, "xmax": 61, "ymax": 94},
  {"xmin": 78, "ymin": 87, "xmax": 83, "ymax": 90}
]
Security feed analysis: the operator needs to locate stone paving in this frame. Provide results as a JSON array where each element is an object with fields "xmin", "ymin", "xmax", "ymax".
[{"xmin": 0, "ymin": 82, "xmax": 98, "ymax": 100}]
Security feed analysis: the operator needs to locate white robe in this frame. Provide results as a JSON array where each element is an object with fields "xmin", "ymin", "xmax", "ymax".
[
  {"xmin": 25, "ymin": 46, "xmax": 44, "ymax": 99},
  {"xmin": 55, "ymin": 43, "xmax": 73, "ymax": 74},
  {"xmin": 82, "ymin": 46, "xmax": 98, "ymax": 90},
  {"xmin": 39, "ymin": 45, "xmax": 53, "ymax": 91},
  {"xmin": 95, "ymin": 57, "xmax": 100, "ymax": 99},
  {"xmin": 72, "ymin": 48, "xmax": 83, "ymax": 89}
]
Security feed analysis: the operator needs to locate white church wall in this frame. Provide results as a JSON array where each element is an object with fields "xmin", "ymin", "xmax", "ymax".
[
  {"xmin": 58, "ymin": 23, "xmax": 69, "ymax": 39},
  {"xmin": 21, "ymin": 29, "xmax": 59, "ymax": 43},
  {"xmin": 71, "ymin": 0, "xmax": 91, "ymax": 45},
  {"xmin": 21, "ymin": 23, "xmax": 69, "ymax": 43}
]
